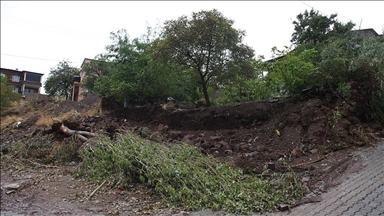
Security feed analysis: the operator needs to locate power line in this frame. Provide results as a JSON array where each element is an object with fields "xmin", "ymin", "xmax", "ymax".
[
  {"xmin": 298, "ymin": 1, "xmax": 329, "ymax": 16},
  {"xmin": 1, "ymin": 15, "xmax": 109, "ymax": 42},
  {"xmin": 1, "ymin": 53, "xmax": 82, "ymax": 64}
]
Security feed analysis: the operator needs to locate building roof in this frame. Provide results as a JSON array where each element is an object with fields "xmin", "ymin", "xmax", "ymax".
[
  {"xmin": 352, "ymin": 28, "xmax": 380, "ymax": 37},
  {"xmin": 1, "ymin": 67, "xmax": 44, "ymax": 76}
]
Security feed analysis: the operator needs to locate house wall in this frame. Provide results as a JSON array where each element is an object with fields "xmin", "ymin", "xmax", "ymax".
[
  {"xmin": 1, "ymin": 68, "xmax": 24, "ymax": 93},
  {"xmin": 72, "ymin": 58, "xmax": 92, "ymax": 101},
  {"xmin": 0, "ymin": 68, "xmax": 44, "ymax": 96}
]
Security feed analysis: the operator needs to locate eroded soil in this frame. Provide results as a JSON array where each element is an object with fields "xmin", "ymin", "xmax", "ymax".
[{"xmin": 1, "ymin": 91, "xmax": 383, "ymax": 215}]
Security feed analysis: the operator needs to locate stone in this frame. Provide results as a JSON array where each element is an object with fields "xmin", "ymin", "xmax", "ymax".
[
  {"xmin": 292, "ymin": 148, "xmax": 303, "ymax": 157},
  {"xmin": 278, "ymin": 204, "xmax": 289, "ymax": 211},
  {"xmin": 256, "ymin": 144, "xmax": 267, "ymax": 152},
  {"xmin": 209, "ymin": 135, "xmax": 220, "ymax": 141},
  {"xmin": 310, "ymin": 149, "xmax": 318, "ymax": 154},
  {"xmin": 168, "ymin": 130, "xmax": 181, "ymax": 139},
  {"xmin": 337, "ymin": 119, "xmax": 352, "ymax": 130}
]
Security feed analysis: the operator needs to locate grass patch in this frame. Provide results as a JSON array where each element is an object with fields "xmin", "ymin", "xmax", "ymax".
[
  {"xmin": 80, "ymin": 132, "xmax": 304, "ymax": 214},
  {"xmin": 6, "ymin": 135, "xmax": 82, "ymax": 165}
]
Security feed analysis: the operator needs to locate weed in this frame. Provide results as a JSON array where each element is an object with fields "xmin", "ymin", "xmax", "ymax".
[{"xmin": 7, "ymin": 135, "xmax": 81, "ymax": 165}]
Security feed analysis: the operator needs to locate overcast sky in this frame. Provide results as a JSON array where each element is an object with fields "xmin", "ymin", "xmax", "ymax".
[{"xmin": 1, "ymin": 1, "xmax": 383, "ymax": 94}]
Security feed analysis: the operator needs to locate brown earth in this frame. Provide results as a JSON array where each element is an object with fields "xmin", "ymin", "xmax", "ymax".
[{"xmin": 1, "ymin": 87, "xmax": 384, "ymax": 215}]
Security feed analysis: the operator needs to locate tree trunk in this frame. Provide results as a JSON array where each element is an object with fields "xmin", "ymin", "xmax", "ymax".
[
  {"xmin": 60, "ymin": 123, "xmax": 96, "ymax": 142},
  {"xmin": 202, "ymin": 81, "xmax": 211, "ymax": 107}
]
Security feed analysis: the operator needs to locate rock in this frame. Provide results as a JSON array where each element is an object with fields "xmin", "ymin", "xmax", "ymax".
[
  {"xmin": 157, "ymin": 124, "xmax": 165, "ymax": 131},
  {"xmin": 201, "ymin": 142, "xmax": 213, "ymax": 149},
  {"xmin": 244, "ymin": 151, "xmax": 258, "ymax": 157},
  {"xmin": 239, "ymin": 143, "xmax": 249, "ymax": 152},
  {"xmin": 256, "ymin": 144, "xmax": 267, "ymax": 152},
  {"xmin": 218, "ymin": 140, "xmax": 228, "ymax": 146},
  {"xmin": 337, "ymin": 119, "xmax": 352, "ymax": 130},
  {"xmin": 182, "ymin": 134, "xmax": 194, "ymax": 141},
  {"xmin": 292, "ymin": 148, "xmax": 303, "ymax": 157},
  {"xmin": 168, "ymin": 130, "xmax": 181, "ymax": 139},
  {"xmin": 209, "ymin": 135, "xmax": 220, "ymax": 141},
  {"xmin": 310, "ymin": 149, "xmax": 318, "ymax": 154},
  {"xmin": 278, "ymin": 204, "xmax": 289, "ymax": 211}
]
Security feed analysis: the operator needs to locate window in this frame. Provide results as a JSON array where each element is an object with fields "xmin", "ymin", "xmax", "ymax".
[
  {"xmin": 12, "ymin": 75, "xmax": 20, "ymax": 82},
  {"xmin": 25, "ymin": 73, "xmax": 41, "ymax": 82},
  {"xmin": 0, "ymin": 73, "xmax": 5, "ymax": 77},
  {"xmin": 13, "ymin": 87, "xmax": 19, "ymax": 93},
  {"xmin": 25, "ymin": 88, "xmax": 36, "ymax": 93}
]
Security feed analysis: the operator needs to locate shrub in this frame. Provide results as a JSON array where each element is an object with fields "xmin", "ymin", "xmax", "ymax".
[{"xmin": 0, "ymin": 76, "xmax": 21, "ymax": 110}]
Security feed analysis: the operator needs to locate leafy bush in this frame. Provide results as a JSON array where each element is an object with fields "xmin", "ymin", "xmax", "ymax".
[
  {"xmin": 260, "ymin": 47, "xmax": 318, "ymax": 98},
  {"xmin": 80, "ymin": 132, "xmax": 304, "ymax": 214},
  {"xmin": 0, "ymin": 76, "xmax": 21, "ymax": 110}
]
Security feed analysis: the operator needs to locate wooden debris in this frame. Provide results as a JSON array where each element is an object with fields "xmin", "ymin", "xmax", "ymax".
[{"xmin": 60, "ymin": 123, "xmax": 96, "ymax": 142}]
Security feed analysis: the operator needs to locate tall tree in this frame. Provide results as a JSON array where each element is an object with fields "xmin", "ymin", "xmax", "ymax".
[
  {"xmin": 159, "ymin": 9, "xmax": 254, "ymax": 106},
  {"xmin": 291, "ymin": 9, "xmax": 354, "ymax": 45},
  {"xmin": 44, "ymin": 60, "xmax": 80, "ymax": 100}
]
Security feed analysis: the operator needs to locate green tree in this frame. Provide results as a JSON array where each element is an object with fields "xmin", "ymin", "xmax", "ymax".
[
  {"xmin": 265, "ymin": 47, "xmax": 318, "ymax": 97},
  {"xmin": 44, "ymin": 60, "xmax": 80, "ymax": 100},
  {"xmin": 291, "ymin": 9, "xmax": 354, "ymax": 45},
  {"xmin": 94, "ymin": 28, "xmax": 194, "ymax": 105},
  {"xmin": 80, "ymin": 54, "xmax": 112, "ymax": 96},
  {"xmin": 159, "ymin": 9, "xmax": 255, "ymax": 106},
  {"xmin": 0, "ymin": 75, "xmax": 21, "ymax": 110}
]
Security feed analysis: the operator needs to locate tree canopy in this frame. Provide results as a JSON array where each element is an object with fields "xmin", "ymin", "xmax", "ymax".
[
  {"xmin": 44, "ymin": 60, "xmax": 80, "ymax": 100},
  {"xmin": 291, "ymin": 9, "xmax": 354, "ymax": 45},
  {"xmin": 158, "ymin": 9, "xmax": 255, "ymax": 106}
]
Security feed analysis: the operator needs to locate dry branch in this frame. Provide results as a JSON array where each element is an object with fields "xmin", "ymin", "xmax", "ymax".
[
  {"xmin": 60, "ymin": 123, "xmax": 96, "ymax": 142},
  {"xmin": 291, "ymin": 157, "xmax": 324, "ymax": 168},
  {"xmin": 89, "ymin": 180, "xmax": 106, "ymax": 199}
]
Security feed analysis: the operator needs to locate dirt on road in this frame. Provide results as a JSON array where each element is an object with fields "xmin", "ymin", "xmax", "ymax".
[{"xmin": 1, "ymin": 90, "xmax": 383, "ymax": 215}]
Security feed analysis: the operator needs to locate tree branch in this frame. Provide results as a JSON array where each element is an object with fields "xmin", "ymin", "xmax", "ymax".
[{"xmin": 60, "ymin": 123, "xmax": 96, "ymax": 142}]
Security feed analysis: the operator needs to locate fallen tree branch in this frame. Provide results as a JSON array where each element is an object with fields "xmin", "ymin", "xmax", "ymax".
[
  {"xmin": 89, "ymin": 180, "xmax": 106, "ymax": 199},
  {"xmin": 26, "ymin": 159, "xmax": 58, "ymax": 168},
  {"xmin": 291, "ymin": 157, "xmax": 324, "ymax": 168},
  {"xmin": 60, "ymin": 123, "xmax": 96, "ymax": 142}
]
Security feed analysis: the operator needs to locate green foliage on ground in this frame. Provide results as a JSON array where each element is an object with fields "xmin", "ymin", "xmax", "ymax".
[
  {"xmin": 0, "ymin": 76, "xmax": 21, "ymax": 110},
  {"xmin": 80, "ymin": 132, "xmax": 304, "ymax": 214}
]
